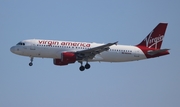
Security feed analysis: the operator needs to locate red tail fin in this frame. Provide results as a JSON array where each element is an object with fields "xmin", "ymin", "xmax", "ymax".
[{"xmin": 137, "ymin": 23, "xmax": 168, "ymax": 49}]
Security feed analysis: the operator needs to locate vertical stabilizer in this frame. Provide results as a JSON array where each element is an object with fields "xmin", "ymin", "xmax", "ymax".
[{"xmin": 137, "ymin": 23, "xmax": 168, "ymax": 49}]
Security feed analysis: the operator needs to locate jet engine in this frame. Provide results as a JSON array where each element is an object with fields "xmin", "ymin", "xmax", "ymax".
[{"xmin": 53, "ymin": 52, "xmax": 76, "ymax": 65}]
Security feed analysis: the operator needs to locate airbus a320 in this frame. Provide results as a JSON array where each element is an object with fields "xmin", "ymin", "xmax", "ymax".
[{"xmin": 10, "ymin": 23, "xmax": 170, "ymax": 71}]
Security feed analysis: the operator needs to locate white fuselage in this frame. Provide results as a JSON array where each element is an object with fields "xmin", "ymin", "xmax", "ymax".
[
  {"xmin": 9, "ymin": 23, "xmax": 169, "ymax": 71},
  {"xmin": 10, "ymin": 39, "xmax": 147, "ymax": 62}
]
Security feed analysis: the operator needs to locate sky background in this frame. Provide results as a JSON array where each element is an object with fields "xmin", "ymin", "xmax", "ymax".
[{"xmin": 0, "ymin": 0, "xmax": 180, "ymax": 107}]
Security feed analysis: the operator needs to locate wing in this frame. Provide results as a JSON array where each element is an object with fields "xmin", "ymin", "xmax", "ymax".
[{"xmin": 75, "ymin": 41, "xmax": 118, "ymax": 60}]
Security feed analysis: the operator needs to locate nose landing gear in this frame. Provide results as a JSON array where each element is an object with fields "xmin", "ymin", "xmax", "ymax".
[{"xmin": 29, "ymin": 57, "xmax": 33, "ymax": 66}]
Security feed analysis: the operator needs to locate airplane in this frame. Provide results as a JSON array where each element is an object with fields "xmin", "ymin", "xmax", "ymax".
[{"xmin": 10, "ymin": 23, "xmax": 170, "ymax": 71}]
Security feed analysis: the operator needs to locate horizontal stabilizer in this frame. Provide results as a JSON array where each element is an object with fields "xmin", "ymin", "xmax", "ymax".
[{"xmin": 147, "ymin": 49, "xmax": 170, "ymax": 55}]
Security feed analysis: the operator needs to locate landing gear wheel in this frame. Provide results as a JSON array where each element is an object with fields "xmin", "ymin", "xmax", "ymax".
[
  {"xmin": 79, "ymin": 66, "xmax": 85, "ymax": 71},
  {"xmin": 29, "ymin": 57, "xmax": 34, "ymax": 66},
  {"xmin": 85, "ymin": 63, "xmax": 90, "ymax": 69},
  {"xmin": 29, "ymin": 62, "xmax": 33, "ymax": 66}
]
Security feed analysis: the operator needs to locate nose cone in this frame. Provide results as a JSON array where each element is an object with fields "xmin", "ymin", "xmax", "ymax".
[
  {"xmin": 10, "ymin": 46, "xmax": 22, "ymax": 55},
  {"xmin": 10, "ymin": 46, "xmax": 16, "ymax": 53}
]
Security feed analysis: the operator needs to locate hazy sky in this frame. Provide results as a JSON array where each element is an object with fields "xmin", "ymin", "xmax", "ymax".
[{"xmin": 1, "ymin": 0, "xmax": 180, "ymax": 107}]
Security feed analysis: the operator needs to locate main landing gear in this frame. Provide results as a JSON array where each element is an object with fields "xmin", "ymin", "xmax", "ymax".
[
  {"xmin": 79, "ymin": 61, "xmax": 91, "ymax": 71},
  {"xmin": 29, "ymin": 57, "xmax": 33, "ymax": 66}
]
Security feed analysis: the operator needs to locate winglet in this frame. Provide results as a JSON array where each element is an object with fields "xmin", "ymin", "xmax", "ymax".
[{"xmin": 114, "ymin": 41, "xmax": 118, "ymax": 45}]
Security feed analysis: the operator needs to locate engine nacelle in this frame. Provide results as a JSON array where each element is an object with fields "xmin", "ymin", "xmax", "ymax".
[{"xmin": 53, "ymin": 52, "xmax": 76, "ymax": 66}]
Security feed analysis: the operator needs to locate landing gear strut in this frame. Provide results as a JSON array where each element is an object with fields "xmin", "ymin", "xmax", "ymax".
[
  {"xmin": 29, "ymin": 57, "xmax": 33, "ymax": 66},
  {"xmin": 79, "ymin": 61, "xmax": 85, "ymax": 71},
  {"xmin": 78, "ymin": 61, "xmax": 91, "ymax": 71}
]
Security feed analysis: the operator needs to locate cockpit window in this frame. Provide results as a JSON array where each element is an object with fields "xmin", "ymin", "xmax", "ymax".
[{"xmin": 16, "ymin": 42, "xmax": 25, "ymax": 45}]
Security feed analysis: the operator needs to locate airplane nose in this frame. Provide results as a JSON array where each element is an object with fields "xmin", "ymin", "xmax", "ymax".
[
  {"xmin": 10, "ymin": 46, "xmax": 23, "ymax": 55},
  {"xmin": 10, "ymin": 46, "xmax": 15, "ymax": 53}
]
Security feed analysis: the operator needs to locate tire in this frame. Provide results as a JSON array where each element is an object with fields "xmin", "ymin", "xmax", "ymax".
[
  {"xmin": 85, "ymin": 63, "xmax": 90, "ymax": 69},
  {"xmin": 79, "ymin": 66, "xmax": 85, "ymax": 71},
  {"xmin": 29, "ymin": 62, "xmax": 33, "ymax": 66}
]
